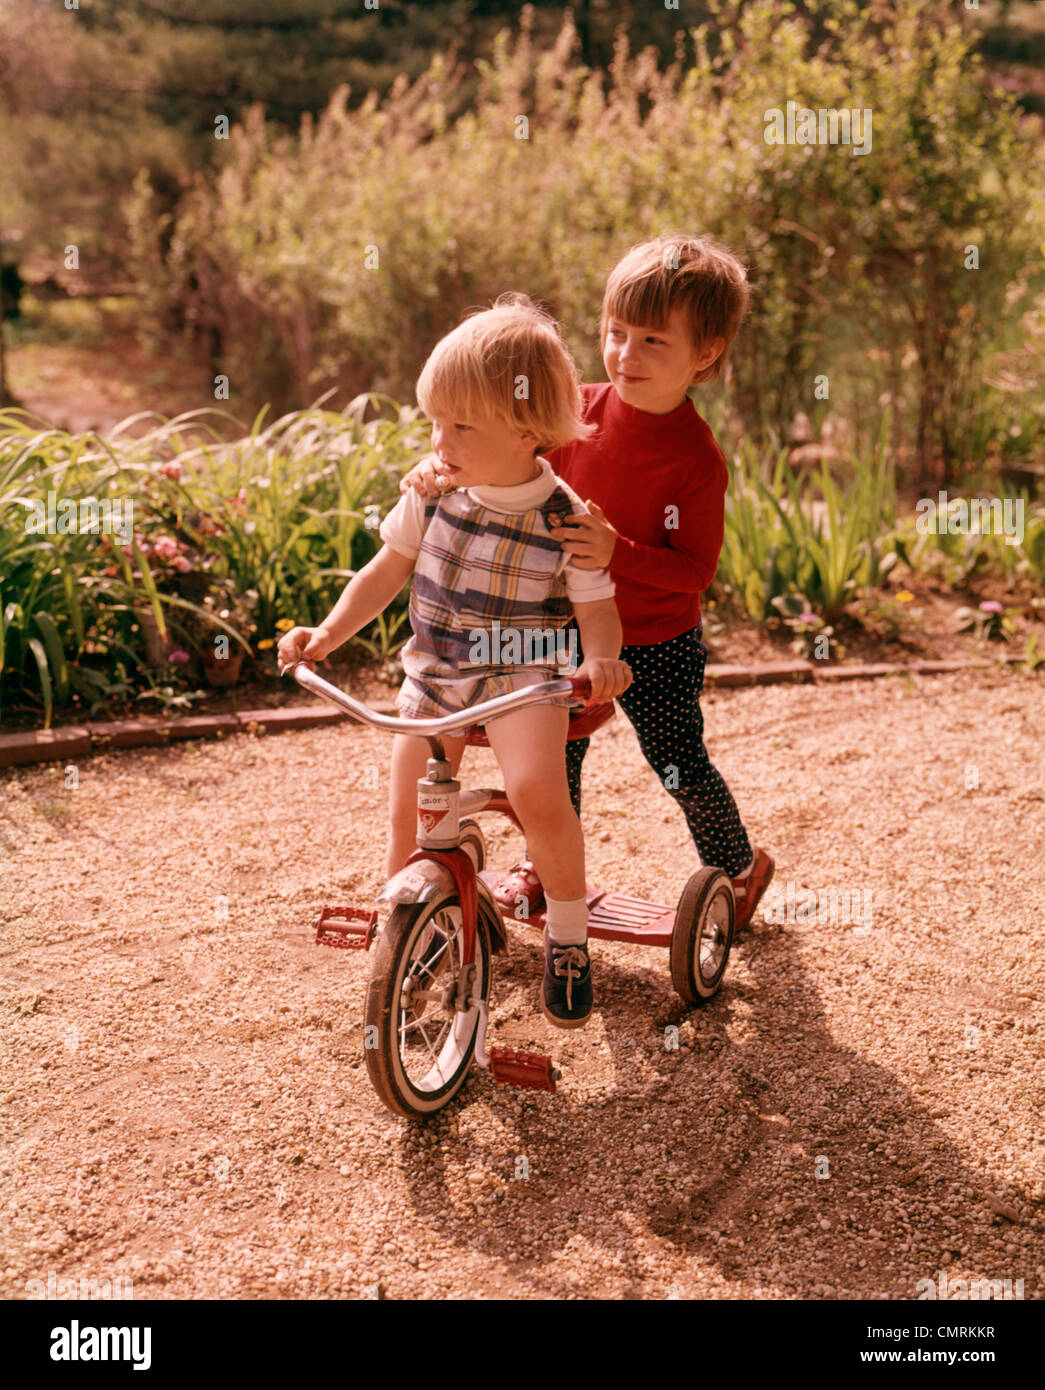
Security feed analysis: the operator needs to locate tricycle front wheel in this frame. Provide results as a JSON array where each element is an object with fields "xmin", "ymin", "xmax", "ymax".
[
  {"xmin": 364, "ymin": 888, "xmax": 494, "ymax": 1118},
  {"xmin": 669, "ymin": 868, "xmax": 734, "ymax": 1005}
]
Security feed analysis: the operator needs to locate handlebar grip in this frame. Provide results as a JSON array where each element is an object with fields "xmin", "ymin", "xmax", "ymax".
[{"xmin": 567, "ymin": 674, "xmax": 592, "ymax": 700}]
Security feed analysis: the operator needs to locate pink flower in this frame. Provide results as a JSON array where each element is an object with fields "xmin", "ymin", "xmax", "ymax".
[
  {"xmin": 153, "ymin": 536, "xmax": 180, "ymax": 560},
  {"xmin": 171, "ymin": 555, "xmax": 193, "ymax": 573},
  {"xmin": 156, "ymin": 461, "xmax": 182, "ymax": 480},
  {"xmin": 979, "ymin": 600, "xmax": 1003, "ymax": 614},
  {"xmin": 168, "ymin": 650, "xmax": 191, "ymax": 664}
]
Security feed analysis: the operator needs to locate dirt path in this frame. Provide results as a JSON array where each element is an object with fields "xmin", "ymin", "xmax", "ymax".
[{"xmin": 1, "ymin": 671, "xmax": 1042, "ymax": 1300}]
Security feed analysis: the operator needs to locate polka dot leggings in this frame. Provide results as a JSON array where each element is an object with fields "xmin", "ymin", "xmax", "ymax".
[{"xmin": 566, "ymin": 625, "xmax": 753, "ymax": 878}]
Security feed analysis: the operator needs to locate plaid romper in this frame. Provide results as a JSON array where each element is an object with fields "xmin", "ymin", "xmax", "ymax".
[{"xmin": 395, "ymin": 482, "xmax": 586, "ymax": 721}]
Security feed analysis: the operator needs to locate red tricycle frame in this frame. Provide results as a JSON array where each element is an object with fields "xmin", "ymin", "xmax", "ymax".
[{"xmin": 284, "ymin": 661, "xmax": 734, "ymax": 1118}]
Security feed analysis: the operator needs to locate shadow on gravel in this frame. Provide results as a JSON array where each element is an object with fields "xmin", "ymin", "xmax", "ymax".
[{"xmin": 395, "ymin": 924, "xmax": 1034, "ymax": 1300}]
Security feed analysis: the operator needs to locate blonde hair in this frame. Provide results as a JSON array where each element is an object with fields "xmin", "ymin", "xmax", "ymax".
[
  {"xmin": 601, "ymin": 234, "xmax": 750, "ymax": 384},
  {"xmin": 416, "ymin": 293, "xmax": 593, "ymax": 450}
]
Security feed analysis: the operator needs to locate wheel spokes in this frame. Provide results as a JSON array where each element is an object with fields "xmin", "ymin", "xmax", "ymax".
[
  {"xmin": 698, "ymin": 892, "xmax": 731, "ymax": 978},
  {"xmin": 397, "ymin": 905, "xmax": 471, "ymax": 1091}
]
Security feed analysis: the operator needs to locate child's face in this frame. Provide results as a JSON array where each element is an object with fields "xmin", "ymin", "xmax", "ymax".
[
  {"xmin": 603, "ymin": 309, "xmax": 723, "ymax": 415},
  {"xmin": 430, "ymin": 412, "xmax": 541, "ymax": 488}
]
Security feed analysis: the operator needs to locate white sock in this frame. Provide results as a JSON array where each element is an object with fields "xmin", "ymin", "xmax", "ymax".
[
  {"xmin": 735, "ymin": 853, "xmax": 756, "ymax": 879},
  {"xmin": 544, "ymin": 894, "xmax": 589, "ymax": 945}
]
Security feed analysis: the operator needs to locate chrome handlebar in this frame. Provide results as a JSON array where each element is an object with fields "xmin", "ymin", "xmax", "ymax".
[{"xmin": 281, "ymin": 660, "xmax": 592, "ymax": 737}]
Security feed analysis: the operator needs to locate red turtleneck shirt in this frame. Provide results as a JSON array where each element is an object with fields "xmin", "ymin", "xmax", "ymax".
[{"xmin": 547, "ymin": 382, "xmax": 729, "ymax": 646}]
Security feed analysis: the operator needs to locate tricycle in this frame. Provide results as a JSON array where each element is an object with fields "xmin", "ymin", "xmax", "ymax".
[{"xmin": 284, "ymin": 661, "xmax": 735, "ymax": 1119}]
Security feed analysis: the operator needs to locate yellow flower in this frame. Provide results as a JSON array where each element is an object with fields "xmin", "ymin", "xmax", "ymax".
[
  {"xmin": 274, "ymin": 618, "xmax": 295, "ymax": 632},
  {"xmin": 257, "ymin": 638, "xmax": 275, "ymax": 650},
  {"xmin": 896, "ymin": 590, "xmax": 915, "ymax": 603}
]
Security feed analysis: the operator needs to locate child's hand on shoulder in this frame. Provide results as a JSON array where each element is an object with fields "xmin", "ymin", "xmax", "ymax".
[
  {"xmin": 576, "ymin": 656, "xmax": 632, "ymax": 703},
  {"xmin": 277, "ymin": 624, "xmax": 335, "ymax": 672},
  {"xmin": 399, "ymin": 453, "xmax": 456, "ymax": 497},
  {"xmin": 551, "ymin": 500, "xmax": 617, "ymax": 570}
]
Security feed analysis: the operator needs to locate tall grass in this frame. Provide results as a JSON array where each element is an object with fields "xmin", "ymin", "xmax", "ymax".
[
  {"xmin": 718, "ymin": 435, "xmax": 897, "ymax": 623},
  {"xmin": 717, "ymin": 438, "xmax": 1045, "ymax": 626}
]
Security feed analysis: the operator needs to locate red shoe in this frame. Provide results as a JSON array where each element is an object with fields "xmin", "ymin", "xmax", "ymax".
[
  {"xmin": 490, "ymin": 860, "xmax": 545, "ymax": 917},
  {"xmin": 731, "ymin": 848, "xmax": 775, "ymax": 931}
]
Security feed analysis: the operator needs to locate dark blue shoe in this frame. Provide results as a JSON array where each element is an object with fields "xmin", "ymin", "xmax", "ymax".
[{"xmin": 542, "ymin": 933, "xmax": 593, "ymax": 1029}]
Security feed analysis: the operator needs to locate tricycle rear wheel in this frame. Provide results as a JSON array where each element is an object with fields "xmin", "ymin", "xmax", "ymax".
[{"xmin": 669, "ymin": 868, "xmax": 734, "ymax": 1004}]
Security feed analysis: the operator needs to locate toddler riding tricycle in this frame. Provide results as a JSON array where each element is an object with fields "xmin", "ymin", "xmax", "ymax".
[{"xmin": 284, "ymin": 661, "xmax": 735, "ymax": 1119}]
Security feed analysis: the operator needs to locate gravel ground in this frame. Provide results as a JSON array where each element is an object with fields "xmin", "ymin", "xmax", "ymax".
[{"xmin": 1, "ymin": 670, "xmax": 1043, "ymax": 1301}]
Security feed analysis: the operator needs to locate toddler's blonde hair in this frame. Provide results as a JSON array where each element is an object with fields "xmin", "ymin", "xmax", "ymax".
[
  {"xmin": 417, "ymin": 293, "xmax": 593, "ymax": 450},
  {"xmin": 601, "ymin": 234, "xmax": 750, "ymax": 384}
]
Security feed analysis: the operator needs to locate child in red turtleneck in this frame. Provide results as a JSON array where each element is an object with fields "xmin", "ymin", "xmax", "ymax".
[{"xmin": 406, "ymin": 234, "xmax": 775, "ymax": 930}]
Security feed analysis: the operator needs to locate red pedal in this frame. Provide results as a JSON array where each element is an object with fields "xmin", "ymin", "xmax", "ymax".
[
  {"xmin": 314, "ymin": 905, "xmax": 378, "ymax": 951},
  {"xmin": 488, "ymin": 1047, "xmax": 559, "ymax": 1092}
]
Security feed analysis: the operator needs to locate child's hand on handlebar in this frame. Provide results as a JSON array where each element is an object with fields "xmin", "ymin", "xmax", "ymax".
[
  {"xmin": 276, "ymin": 624, "xmax": 335, "ymax": 672},
  {"xmin": 576, "ymin": 656, "xmax": 632, "ymax": 703},
  {"xmin": 399, "ymin": 453, "xmax": 456, "ymax": 497}
]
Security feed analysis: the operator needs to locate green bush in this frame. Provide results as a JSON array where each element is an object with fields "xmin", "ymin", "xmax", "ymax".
[
  {"xmin": 125, "ymin": 0, "xmax": 1044, "ymax": 481},
  {"xmin": 0, "ymin": 398, "xmax": 429, "ymax": 728},
  {"xmin": 891, "ymin": 493, "xmax": 1045, "ymax": 590},
  {"xmin": 3, "ymin": 391, "xmax": 1041, "ymax": 732}
]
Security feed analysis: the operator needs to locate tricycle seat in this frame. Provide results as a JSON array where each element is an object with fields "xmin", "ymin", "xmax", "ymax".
[{"xmin": 463, "ymin": 699, "xmax": 615, "ymax": 747}]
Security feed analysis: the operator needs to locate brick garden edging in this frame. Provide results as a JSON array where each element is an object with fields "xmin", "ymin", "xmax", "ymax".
[
  {"xmin": 704, "ymin": 657, "xmax": 985, "ymax": 687},
  {"xmin": 0, "ymin": 657, "xmax": 1025, "ymax": 769}
]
